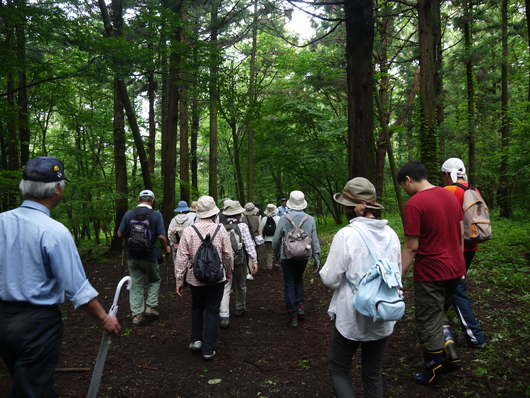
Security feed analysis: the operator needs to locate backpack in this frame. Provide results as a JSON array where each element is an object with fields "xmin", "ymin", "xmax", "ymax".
[
  {"xmin": 283, "ymin": 213, "xmax": 312, "ymax": 260},
  {"xmin": 190, "ymin": 225, "xmax": 224, "ymax": 283},
  {"xmin": 173, "ymin": 219, "xmax": 186, "ymax": 244},
  {"xmin": 263, "ymin": 216, "xmax": 276, "ymax": 237},
  {"xmin": 128, "ymin": 208, "xmax": 154, "ymax": 258},
  {"xmin": 454, "ymin": 183, "xmax": 492, "ymax": 244},
  {"xmin": 222, "ymin": 220, "xmax": 247, "ymax": 268},
  {"xmin": 347, "ymin": 225, "xmax": 405, "ymax": 323}
]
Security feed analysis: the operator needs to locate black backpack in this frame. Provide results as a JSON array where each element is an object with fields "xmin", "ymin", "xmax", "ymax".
[
  {"xmin": 128, "ymin": 208, "xmax": 154, "ymax": 258},
  {"xmin": 263, "ymin": 216, "xmax": 276, "ymax": 237},
  {"xmin": 191, "ymin": 225, "xmax": 224, "ymax": 283},
  {"xmin": 222, "ymin": 220, "xmax": 246, "ymax": 268}
]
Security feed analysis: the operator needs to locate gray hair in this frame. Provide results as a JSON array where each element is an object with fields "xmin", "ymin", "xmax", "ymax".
[
  {"xmin": 139, "ymin": 196, "xmax": 154, "ymax": 203},
  {"xmin": 19, "ymin": 179, "xmax": 65, "ymax": 199}
]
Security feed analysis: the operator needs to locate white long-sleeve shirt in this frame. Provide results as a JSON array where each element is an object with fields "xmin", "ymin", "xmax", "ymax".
[{"xmin": 319, "ymin": 217, "xmax": 401, "ymax": 341}]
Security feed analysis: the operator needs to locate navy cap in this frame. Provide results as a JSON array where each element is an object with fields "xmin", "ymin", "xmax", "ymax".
[{"xmin": 23, "ymin": 157, "xmax": 69, "ymax": 182}]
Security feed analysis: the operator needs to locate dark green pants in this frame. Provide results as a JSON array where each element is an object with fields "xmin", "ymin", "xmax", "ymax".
[{"xmin": 414, "ymin": 278, "xmax": 460, "ymax": 351}]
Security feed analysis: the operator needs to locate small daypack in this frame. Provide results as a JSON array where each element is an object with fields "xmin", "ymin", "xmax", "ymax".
[
  {"xmin": 173, "ymin": 220, "xmax": 186, "ymax": 244},
  {"xmin": 454, "ymin": 183, "xmax": 492, "ymax": 244},
  {"xmin": 347, "ymin": 226, "xmax": 404, "ymax": 323},
  {"xmin": 284, "ymin": 213, "xmax": 312, "ymax": 260},
  {"xmin": 190, "ymin": 225, "xmax": 224, "ymax": 284},
  {"xmin": 263, "ymin": 216, "xmax": 276, "ymax": 237},
  {"xmin": 128, "ymin": 208, "xmax": 154, "ymax": 258},
  {"xmin": 222, "ymin": 220, "xmax": 247, "ymax": 268}
]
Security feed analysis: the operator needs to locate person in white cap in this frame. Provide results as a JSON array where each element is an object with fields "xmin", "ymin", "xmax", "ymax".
[
  {"xmin": 174, "ymin": 195, "xmax": 234, "ymax": 361},
  {"xmin": 272, "ymin": 190, "xmax": 321, "ymax": 327},
  {"xmin": 117, "ymin": 189, "xmax": 170, "ymax": 326},
  {"xmin": 441, "ymin": 158, "xmax": 487, "ymax": 349},
  {"xmin": 320, "ymin": 177, "xmax": 401, "ymax": 398}
]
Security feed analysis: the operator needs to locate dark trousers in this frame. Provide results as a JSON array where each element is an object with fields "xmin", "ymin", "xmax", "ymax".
[
  {"xmin": 0, "ymin": 301, "xmax": 63, "ymax": 398},
  {"xmin": 281, "ymin": 258, "xmax": 308, "ymax": 319},
  {"xmin": 328, "ymin": 325, "xmax": 388, "ymax": 398},
  {"xmin": 415, "ymin": 277, "xmax": 461, "ymax": 350},
  {"xmin": 189, "ymin": 282, "xmax": 224, "ymax": 356},
  {"xmin": 452, "ymin": 251, "xmax": 486, "ymax": 345}
]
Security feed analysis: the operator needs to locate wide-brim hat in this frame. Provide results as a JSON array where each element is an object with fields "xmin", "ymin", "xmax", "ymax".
[
  {"xmin": 287, "ymin": 190, "xmax": 307, "ymax": 211},
  {"xmin": 196, "ymin": 195, "xmax": 219, "ymax": 219},
  {"xmin": 243, "ymin": 202, "xmax": 258, "ymax": 216},
  {"xmin": 333, "ymin": 177, "xmax": 383, "ymax": 209},
  {"xmin": 23, "ymin": 157, "xmax": 69, "ymax": 182},
  {"xmin": 174, "ymin": 200, "xmax": 191, "ymax": 212},
  {"xmin": 189, "ymin": 201, "xmax": 197, "ymax": 212},
  {"xmin": 223, "ymin": 200, "xmax": 245, "ymax": 216},
  {"xmin": 265, "ymin": 203, "xmax": 278, "ymax": 217}
]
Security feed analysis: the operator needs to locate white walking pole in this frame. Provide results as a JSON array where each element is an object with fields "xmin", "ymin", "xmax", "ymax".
[{"xmin": 87, "ymin": 276, "xmax": 132, "ymax": 398}]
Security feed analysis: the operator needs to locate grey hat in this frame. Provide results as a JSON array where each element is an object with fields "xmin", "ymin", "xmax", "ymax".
[
  {"xmin": 196, "ymin": 195, "xmax": 220, "ymax": 219},
  {"xmin": 139, "ymin": 189, "xmax": 155, "ymax": 199},
  {"xmin": 223, "ymin": 200, "xmax": 245, "ymax": 216},
  {"xmin": 333, "ymin": 177, "xmax": 383, "ymax": 209},
  {"xmin": 287, "ymin": 190, "xmax": 307, "ymax": 211},
  {"xmin": 243, "ymin": 202, "xmax": 259, "ymax": 216}
]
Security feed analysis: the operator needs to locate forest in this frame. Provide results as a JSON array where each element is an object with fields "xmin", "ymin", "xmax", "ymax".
[{"xmin": 1, "ymin": 0, "xmax": 529, "ymax": 240}]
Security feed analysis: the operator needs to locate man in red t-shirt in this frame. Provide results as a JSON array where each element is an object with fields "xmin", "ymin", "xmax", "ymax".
[
  {"xmin": 397, "ymin": 161, "xmax": 466, "ymax": 387},
  {"xmin": 441, "ymin": 158, "xmax": 487, "ymax": 349}
]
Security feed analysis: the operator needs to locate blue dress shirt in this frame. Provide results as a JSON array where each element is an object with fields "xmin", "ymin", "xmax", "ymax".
[{"xmin": 0, "ymin": 200, "xmax": 98, "ymax": 308}]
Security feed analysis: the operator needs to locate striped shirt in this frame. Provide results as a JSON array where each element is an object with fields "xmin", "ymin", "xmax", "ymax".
[{"xmin": 174, "ymin": 218, "xmax": 234, "ymax": 287}]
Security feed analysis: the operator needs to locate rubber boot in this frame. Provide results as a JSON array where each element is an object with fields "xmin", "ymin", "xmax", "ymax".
[
  {"xmin": 412, "ymin": 350, "xmax": 444, "ymax": 387},
  {"xmin": 443, "ymin": 324, "xmax": 462, "ymax": 372}
]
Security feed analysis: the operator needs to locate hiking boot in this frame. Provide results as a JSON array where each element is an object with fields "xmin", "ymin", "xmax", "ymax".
[
  {"xmin": 203, "ymin": 351, "xmax": 216, "ymax": 361},
  {"xmin": 412, "ymin": 350, "xmax": 444, "ymax": 387},
  {"xmin": 297, "ymin": 304, "xmax": 306, "ymax": 318},
  {"xmin": 145, "ymin": 305, "xmax": 159, "ymax": 317},
  {"xmin": 289, "ymin": 316, "xmax": 298, "ymax": 327},
  {"xmin": 189, "ymin": 341, "xmax": 202, "ymax": 351},
  {"xmin": 132, "ymin": 313, "xmax": 145, "ymax": 326},
  {"xmin": 235, "ymin": 307, "xmax": 246, "ymax": 317},
  {"xmin": 443, "ymin": 325, "xmax": 462, "ymax": 372},
  {"xmin": 220, "ymin": 318, "xmax": 230, "ymax": 329}
]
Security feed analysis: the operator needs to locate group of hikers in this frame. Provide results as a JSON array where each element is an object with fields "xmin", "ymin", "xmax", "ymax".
[{"xmin": 0, "ymin": 155, "xmax": 487, "ymax": 397}]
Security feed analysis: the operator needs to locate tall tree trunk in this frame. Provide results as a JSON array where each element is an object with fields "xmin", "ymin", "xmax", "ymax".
[
  {"xmin": 344, "ymin": 0, "xmax": 375, "ymax": 181},
  {"xmin": 418, "ymin": 0, "xmax": 439, "ymax": 180},
  {"xmin": 110, "ymin": 0, "xmax": 128, "ymax": 251},
  {"xmin": 15, "ymin": 0, "xmax": 29, "ymax": 166},
  {"xmin": 98, "ymin": 0, "xmax": 152, "ymax": 190},
  {"xmin": 498, "ymin": 0, "xmax": 511, "ymax": 218},
  {"xmin": 209, "ymin": 0, "xmax": 219, "ymax": 201},
  {"xmin": 464, "ymin": 0, "xmax": 476, "ymax": 181},
  {"xmin": 179, "ymin": 12, "xmax": 190, "ymax": 204},
  {"xmin": 147, "ymin": 66, "xmax": 156, "ymax": 175},
  {"xmin": 526, "ymin": 0, "xmax": 530, "ymax": 111},
  {"xmin": 247, "ymin": 0, "xmax": 258, "ymax": 202}
]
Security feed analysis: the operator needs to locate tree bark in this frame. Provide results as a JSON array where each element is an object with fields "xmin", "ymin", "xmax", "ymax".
[
  {"xmin": 209, "ymin": 0, "xmax": 220, "ymax": 201},
  {"xmin": 464, "ymin": 0, "xmax": 476, "ymax": 181},
  {"xmin": 344, "ymin": 0, "xmax": 375, "ymax": 181},
  {"xmin": 418, "ymin": 0, "xmax": 439, "ymax": 181},
  {"xmin": 246, "ymin": 0, "xmax": 258, "ymax": 202}
]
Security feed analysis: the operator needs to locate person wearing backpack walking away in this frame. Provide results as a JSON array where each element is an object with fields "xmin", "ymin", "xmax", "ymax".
[
  {"xmin": 272, "ymin": 190, "xmax": 321, "ymax": 327},
  {"xmin": 219, "ymin": 200, "xmax": 259, "ymax": 328},
  {"xmin": 261, "ymin": 204, "xmax": 280, "ymax": 271},
  {"xmin": 319, "ymin": 177, "xmax": 401, "ymax": 398},
  {"xmin": 117, "ymin": 190, "xmax": 170, "ymax": 326},
  {"xmin": 242, "ymin": 202, "xmax": 263, "ymax": 279},
  {"xmin": 175, "ymin": 196, "xmax": 234, "ymax": 361},
  {"xmin": 397, "ymin": 161, "xmax": 466, "ymax": 386},
  {"xmin": 0, "ymin": 157, "xmax": 121, "ymax": 398},
  {"xmin": 441, "ymin": 158, "xmax": 487, "ymax": 350},
  {"xmin": 278, "ymin": 198, "xmax": 288, "ymax": 217},
  {"xmin": 168, "ymin": 200, "xmax": 193, "ymax": 261}
]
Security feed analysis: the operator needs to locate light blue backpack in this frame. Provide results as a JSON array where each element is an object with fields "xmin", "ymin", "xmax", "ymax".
[{"xmin": 346, "ymin": 226, "xmax": 405, "ymax": 322}]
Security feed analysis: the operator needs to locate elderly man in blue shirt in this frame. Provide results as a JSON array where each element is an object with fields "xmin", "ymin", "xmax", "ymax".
[{"xmin": 0, "ymin": 157, "xmax": 121, "ymax": 398}]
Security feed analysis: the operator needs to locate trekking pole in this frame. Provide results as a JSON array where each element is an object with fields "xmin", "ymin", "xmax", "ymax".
[
  {"xmin": 87, "ymin": 276, "xmax": 132, "ymax": 398},
  {"xmin": 166, "ymin": 252, "xmax": 170, "ymax": 326}
]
